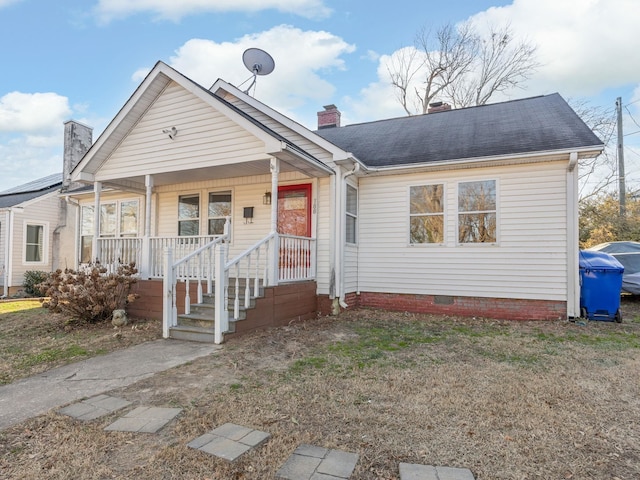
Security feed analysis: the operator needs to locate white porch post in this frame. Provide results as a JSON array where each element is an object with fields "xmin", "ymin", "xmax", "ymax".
[
  {"xmin": 162, "ymin": 247, "xmax": 174, "ymax": 338},
  {"xmin": 214, "ymin": 242, "xmax": 227, "ymax": 344},
  {"xmin": 140, "ymin": 174, "xmax": 153, "ymax": 278},
  {"xmin": 269, "ymin": 157, "xmax": 280, "ymax": 286},
  {"xmin": 93, "ymin": 181, "xmax": 102, "ymax": 263}
]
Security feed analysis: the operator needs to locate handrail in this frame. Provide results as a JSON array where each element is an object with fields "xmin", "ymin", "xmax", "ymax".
[{"xmin": 226, "ymin": 232, "xmax": 276, "ymax": 270}]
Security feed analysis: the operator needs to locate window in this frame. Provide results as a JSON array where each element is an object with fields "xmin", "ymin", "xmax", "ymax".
[
  {"xmin": 100, "ymin": 203, "xmax": 116, "ymax": 237},
  {"xmin": 178, "ymin": 195, "xmax": 200, "ymax": 236},
  {"xmin": 410, "ymin": 184, "xmax": 444, "ymax": 244},
  {"xmin": 25, "ymin": 224, "xmax": 44, "ymax": 263},
  {"xmin": 120, "ymin": 200, "xmax": 138, "ymax": 236},
  {"xmin": 346, "ymin": 185, "xmax": 357, "ymax": 244},
  {"xmin": 80, "ymin": 199, "xmax": 140, "ymax": 263},
  {"xmin": 208, "ymin": 191, "xmax": 231, "ymax": 235},
  {"xmin": 458, "ymin": 180, "xmax": 496, "ymax": 243},
  {"xmin": 80, "ymin": 205, "xmax": 94, "ymax": 263}
]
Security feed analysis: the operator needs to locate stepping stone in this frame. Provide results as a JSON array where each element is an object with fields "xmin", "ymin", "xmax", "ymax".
[
  {"xmin": 59, "ymin": 394, "xmax": 132, "ymax": 421},
  {"xmin": 399, "ymin": 463, "xmax": 475, "ymax": 480},
  {"xmin": 276, "ymin": 443, "xmax": 359, "ymax": 480},
  {"xmin": 188, "ymin": 422, "xmax": 271, "ymax": 462},
  {"xmin": 104, "ymin": 406, "xmax": 182, "ymax": 433}
]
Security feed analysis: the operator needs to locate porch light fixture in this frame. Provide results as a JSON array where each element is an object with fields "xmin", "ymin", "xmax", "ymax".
[{"xmin": 263, "ymin": 191, "xmax": 272, "ymax": 205}]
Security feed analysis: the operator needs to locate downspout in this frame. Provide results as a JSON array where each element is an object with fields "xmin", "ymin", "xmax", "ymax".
[
  {"xmin": 328, "ymin": 173, "xmax": 337, "ymax": 303},
  {"xmin": 566, "ymin": 152, "xmax": 579, "ymax": 318},
  {"xmin": 2, "ymin": 210, "xmax": 10, "ymax": 298},
  {"xmin": 338, "ymin": 162, "xmax": 360, "ymax": 309}
]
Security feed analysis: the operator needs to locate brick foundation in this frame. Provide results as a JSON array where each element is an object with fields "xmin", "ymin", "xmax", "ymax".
[
  {"xmin": 318, "ymin": 292, "xmax": 566, "ymax": 321},
  {"xmin": 127, "ymin": 279, "xmax": 318, "ymax": 337}
]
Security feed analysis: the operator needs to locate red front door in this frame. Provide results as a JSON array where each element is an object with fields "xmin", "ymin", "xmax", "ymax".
[{"xmin": 277, "ymin": 184, "xmax": 311, "ymax": 237}]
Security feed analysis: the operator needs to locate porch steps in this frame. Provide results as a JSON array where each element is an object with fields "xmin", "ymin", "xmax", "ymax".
[{"xmin": 169, "ymin": 279, "xmax": 263, "ymax": 343}]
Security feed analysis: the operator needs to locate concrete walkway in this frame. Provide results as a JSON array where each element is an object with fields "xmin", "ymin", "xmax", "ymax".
[{"xmin": 0, "ymin": 339, "xmax": 220, "ymax": 431}]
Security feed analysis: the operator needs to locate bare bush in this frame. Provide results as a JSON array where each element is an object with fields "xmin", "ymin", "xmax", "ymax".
[{"xmin": 39, "ymin": 263, "xmax": 139, "ymax": 323}]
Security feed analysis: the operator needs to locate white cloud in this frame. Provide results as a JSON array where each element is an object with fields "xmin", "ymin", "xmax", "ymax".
[
  {"xmin": 95, "ymin": 0, "xmax": 332, "ymax": 22},
  {"xmin": 466, "ymin": 0, "xmax": 640, "ymax": 98},
  {"xmin": 0, "ymin": 92, "xmax": 71, "ymax": 191},
  {"xmin": 0, "ymin": 0, "xmax": 23, "ymax": 8},
  {"xmin": 342, "ymin": 0, "xmax": 640, "ymax": 124},
  {"xmin": 162, "ymin": 25, "xmax": 355, "ymax": 125},
  {"xmin": 0, "ymin": 92, "xmax": 71, "ymax": 133}
]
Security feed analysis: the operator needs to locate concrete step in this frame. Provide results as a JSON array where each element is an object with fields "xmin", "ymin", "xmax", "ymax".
[
  {"xmin": 169, "ymin": 325, "xmax": 216, "ymax": 343},
  {"xmin": 177, "ymin": 313, "xmax": 215, "ymax": 329},
  {"xmin": 201, "ymin": 292, "xmax": 259, "ymax": 308}
]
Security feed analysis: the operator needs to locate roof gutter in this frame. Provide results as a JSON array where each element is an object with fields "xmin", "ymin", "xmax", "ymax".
[{"xmin": 361, "ymin": 145, "xmax": 604, "ymax": 175}]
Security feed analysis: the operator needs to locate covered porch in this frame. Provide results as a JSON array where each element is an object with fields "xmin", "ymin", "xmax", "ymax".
[{"xmin": 80, "ymin": 154, "xmax": 332, "ymax": 343}]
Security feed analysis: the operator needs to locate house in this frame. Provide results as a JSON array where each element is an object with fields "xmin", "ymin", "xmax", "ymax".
[
  {"xmin": 61, "ymin": 61, "xmax": 602, "ymax": 343},
  {"xmin": 0, "ymin": 120, "xmax": 92, "ymax": 296}
]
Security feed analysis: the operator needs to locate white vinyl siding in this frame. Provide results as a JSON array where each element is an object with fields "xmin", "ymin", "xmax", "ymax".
[
  {"xmin": 97, "ymin": 83, "xmax": 267, "ymax": 180},
  {"xmin": 356, "ymin": 161, "xmax": 569, "ymax": 301},
  {"xmin": 4, "ymin": 194, "xmax": 60, "ymax": 287}
]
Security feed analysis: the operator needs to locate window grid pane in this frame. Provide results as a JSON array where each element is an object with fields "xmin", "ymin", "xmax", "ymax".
[
  {"xmin": 208, "ymin": 191, "xmax": 231, "ymax": 235},
  {"xmin": 410, "ymin": 185, "xmax": 444, "ymax": 244},
  {"xmin": 26, "ymin": 225, "xmax": 43, "ymax": 262},
  {"xmin": 458, "ymin": 180, "xmax": 497, "ymax": 243}
]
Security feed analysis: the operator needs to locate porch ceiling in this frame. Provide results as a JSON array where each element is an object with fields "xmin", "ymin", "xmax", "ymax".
[{"xmin": 99, "ymin": 156, "xmax": 324, "ymax": 191}]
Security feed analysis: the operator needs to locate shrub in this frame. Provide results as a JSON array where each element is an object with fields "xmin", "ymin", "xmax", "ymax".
[
  {"xmin": 39, "ymin": 263, "xmax": 139, "ymax": 323},
  {"xmin": 23, "ymin": 270, "xmax": 49, "ymax": 296}
]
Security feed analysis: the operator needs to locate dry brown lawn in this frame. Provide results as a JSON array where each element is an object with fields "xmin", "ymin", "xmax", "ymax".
[{"xmin": 1, "ymin": 298, "xmax": 640, "ymax": 479}]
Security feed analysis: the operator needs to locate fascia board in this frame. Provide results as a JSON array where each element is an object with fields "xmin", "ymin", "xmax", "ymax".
[{"xmin": 211, "ymin": 79, "xmax": 352, "ymax": 160}]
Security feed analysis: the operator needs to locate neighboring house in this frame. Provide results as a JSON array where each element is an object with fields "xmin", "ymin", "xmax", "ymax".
[
  {"xmin": 64, "ymin": 61, "xmax": 603, "ymax": 343},
  {"xmin": 0, "ymin": 120, "xmax": 92, "ymax": 297}
]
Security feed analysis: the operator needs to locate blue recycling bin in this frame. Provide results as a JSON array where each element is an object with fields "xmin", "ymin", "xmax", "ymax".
[{"xmin": 579, "ymin": 250, "xmax": 624, "ymax": 322}]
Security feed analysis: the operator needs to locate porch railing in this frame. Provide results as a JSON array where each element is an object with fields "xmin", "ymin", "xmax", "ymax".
[
  {"xmin": 97, "ymin": 237, "xmax": 143, "ymax": 273},
  {"xmin": 279, "ymin": 234, "xmax": 316, "ymax": 281},
  {"xmin": 162, "ymin": 234, "xmax": 229, "ymax": 338},
  {"xmin": 149, "ymin": 235, "xmax": 221, "ymax": 278},
  {"xmin": 162, "ymin": 233, "xmax": 316, "ymax": 344}
]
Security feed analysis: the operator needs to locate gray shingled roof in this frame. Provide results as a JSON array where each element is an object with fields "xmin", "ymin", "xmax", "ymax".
[
  {"xmin": 315, "ymin": 93, "xmax": 603, "ymax": 167},
  {"xmin": 0, "ymin": 173, "xmax": 62, "ymax": 208}
]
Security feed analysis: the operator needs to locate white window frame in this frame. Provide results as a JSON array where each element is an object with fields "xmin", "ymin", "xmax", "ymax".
[
  {"xmin": 178, "ymin": 193, "xmax": 201, "ymax": 236},
  {"xmin": 79, "ymin": 199, "xmax": 140, "ymax": 263},
  {"xmin": 456, "ymin": 179, "xmax": 498, "ymax": 245},
  {"xmin": 345, "ymin": 184, "xmax": 358, "ymax": 245},
  {"xmin": 207, "ymin": 190, "xmax": 232, "ymax": 236},
  {"xmin": 408, "ymin": 183, "xmax": 445, "ymax": 246},
  {"xmin": 23, "ymin": 222, "xmax": 48, "ymax": 265}
]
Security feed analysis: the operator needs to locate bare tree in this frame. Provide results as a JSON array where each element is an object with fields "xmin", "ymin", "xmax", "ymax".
[
  {"xmin": 386, "ymin": 21, "xmax": 538, "ymax": 114},
  {"xmin": 447, "ymin": 24, "xmax": 538, "ymax": 108},
  {"xmin": 569, "ymin": 99, "xmax": 617, "ymax": 201},
  {"xmin": 387, "ymin": 23, "xmax": 477, "ymax": 115}
]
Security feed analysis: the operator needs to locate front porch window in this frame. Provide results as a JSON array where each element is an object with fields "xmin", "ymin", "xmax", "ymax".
[
  {"xmin": 178, "ymin": 194, "xmax": 199, "ymax": 236},
  {"xmin": 208, "ymin": 191, "xmax": 232, "ymax": 235},
  {"xmin": 80, "ymin": 199, "xmax": 140, "ymax": 263}
]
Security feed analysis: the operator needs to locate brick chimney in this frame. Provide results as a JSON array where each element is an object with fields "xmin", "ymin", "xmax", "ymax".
[
  {"xmin": 317, "ymin": 104, "xmax": 341, "ymax": 129},
  {"xmin": 427, "ymin": 101, "xmax": 452, "ymax": 114},
  {"xmin": 62, "ymin": 120, "xmax": 93, "ymax": 192}
]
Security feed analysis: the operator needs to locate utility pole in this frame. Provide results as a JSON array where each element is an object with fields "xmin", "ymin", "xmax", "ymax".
[{"xmin": 616, "ymin": 97, "xmax": 626, "ymax": 216}]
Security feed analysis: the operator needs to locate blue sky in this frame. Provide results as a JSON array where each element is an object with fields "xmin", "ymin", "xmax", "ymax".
[{"xmin": 1, "ymin": 0, "xmax": 640, "ymax": 193}]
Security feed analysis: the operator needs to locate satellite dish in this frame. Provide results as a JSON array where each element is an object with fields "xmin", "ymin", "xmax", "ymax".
[{"xmin": 242, "ymin": 48, "xmax": 275, "ymax": 94}]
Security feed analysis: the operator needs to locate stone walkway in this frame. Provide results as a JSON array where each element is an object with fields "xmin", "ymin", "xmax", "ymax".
[{"xmin": 59, "ymin": 395, "xmax": 476, "ymax": 479}]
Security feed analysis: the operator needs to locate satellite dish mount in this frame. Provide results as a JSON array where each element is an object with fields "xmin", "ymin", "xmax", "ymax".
[{"xmin": 242, "ymin": 48, "xmax": 275, "ymax": 95}]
